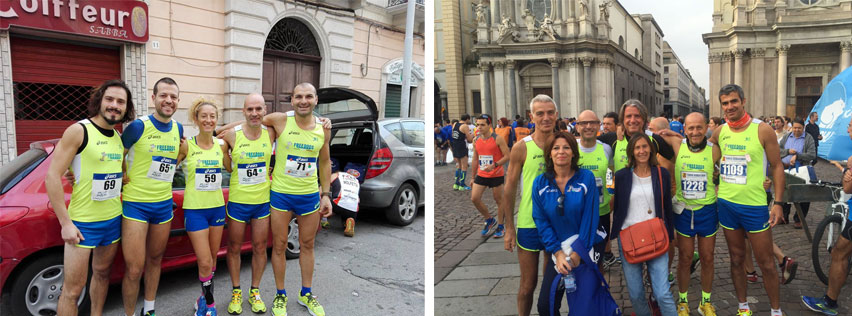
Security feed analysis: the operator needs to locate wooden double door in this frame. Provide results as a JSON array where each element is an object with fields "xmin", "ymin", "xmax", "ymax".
[{"xmin": 262, "ymin": 50, "xmax": 320, "ymax": 113}]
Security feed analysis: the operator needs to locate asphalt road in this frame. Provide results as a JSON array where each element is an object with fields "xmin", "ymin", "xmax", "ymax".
[{"xmin": 93, "ymin": 210, "xmax": 424, "ymax": 316}]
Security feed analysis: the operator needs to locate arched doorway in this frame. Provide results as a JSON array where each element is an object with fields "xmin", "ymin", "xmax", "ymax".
[{"xmin": 262, "ymin": 18, "xmax": 321, "ymax": 113}]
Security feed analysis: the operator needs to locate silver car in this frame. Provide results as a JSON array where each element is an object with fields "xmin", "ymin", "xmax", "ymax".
[{"xmin": 317, "ymin": 87, "xmax": 425, "ymax": 226}]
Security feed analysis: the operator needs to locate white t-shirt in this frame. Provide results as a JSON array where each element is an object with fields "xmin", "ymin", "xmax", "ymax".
[{"xmin": 622, "ymin": 173, "xmax": 656, "ymax": 230}]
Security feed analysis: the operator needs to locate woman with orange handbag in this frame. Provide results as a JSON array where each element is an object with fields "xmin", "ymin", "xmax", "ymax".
[{"xmin": 611, "ymin": 133, "xmax": 676, "ymax": 316}]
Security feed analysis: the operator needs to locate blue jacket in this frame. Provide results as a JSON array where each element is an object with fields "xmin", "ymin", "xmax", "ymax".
[
  {"xmin": 531, "ymin": 168, "xmax": 601, "ymax": 254},
  {"xmin": 440, "ymin": 125, "xmax": 452, "ymax": 142},
  {"xmin": 611, "ymin": 166, "xmax": 674, "ymax": 241}
]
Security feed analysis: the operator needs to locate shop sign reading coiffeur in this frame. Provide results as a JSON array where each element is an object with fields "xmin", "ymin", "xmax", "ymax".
[{"xmin": 0, "ymin": 0, "xmax": 148, "ymax": 43}]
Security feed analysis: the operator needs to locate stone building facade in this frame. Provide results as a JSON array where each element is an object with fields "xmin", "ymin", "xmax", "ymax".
[
  {"xmin": 703, "ymin": 0, "xmax": 852, "ymax": 118},
  {"xmin": 436, "ymin": 0, "xmax": 690, "ymax": 122},
  {"xmin": 0, "ymin": 0, "xmax": 424, "ymax": 165},
  {"xmin": 663, "ymin": 41, "xmax": 707, "ymax": 116}
]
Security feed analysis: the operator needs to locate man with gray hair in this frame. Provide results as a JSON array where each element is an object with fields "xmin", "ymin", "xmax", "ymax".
[{"xmin": 501, "ymin": 94, "xmax": 562, "ymax": 316}]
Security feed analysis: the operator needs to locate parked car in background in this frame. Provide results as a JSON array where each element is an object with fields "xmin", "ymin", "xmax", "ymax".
[
  {"xmin": 0, "ymin": 140, "xmax": 296, "ymax": 315},
  {"xmin": 316, "ymin": 87, "xmax": 425, "ymax": 225}
]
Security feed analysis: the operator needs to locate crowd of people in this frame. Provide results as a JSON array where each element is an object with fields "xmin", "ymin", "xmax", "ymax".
[
  {"xmin": 436, "ymin": 83, "xmax": 852, "ymax": 316},
  {"xmin": 43, "ymin": 78, "xmax": 361, "ymax": 316}
]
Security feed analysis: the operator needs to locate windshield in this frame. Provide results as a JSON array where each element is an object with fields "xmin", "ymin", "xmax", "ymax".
[{"xmin": 0, "ymin": 148, "xmax": 48, "ymax": 195}]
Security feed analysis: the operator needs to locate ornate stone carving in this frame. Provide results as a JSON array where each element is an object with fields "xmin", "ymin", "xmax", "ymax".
[
  {"xmin": 476, "ymin": 3, "xmax": 488, "ymax": 26},
  {"xmin": 506, "ymin": 60, "xmax": 516, "ymax": 69},
  {"xmin": 522, "ymin": 9, "xmax": 539, "ymax": 41},
  {"xmin": 841, "ymin": 41, "xmax": 852, "ymax": 52},
  {"xmin": 751, "ymin": 48, "xmax": 766, "ymax": 58},
  {"xmin": 776, "ymin": 44, "xmax": 790, "ymax": 56},
  {"xmin": 733, "ymin": 49, "xmax": 746, "ymax": 58},
  {"xmin": 497, "ymin": 14, "xmax": 520, "ymax": 42},
  {"xmin": 580, "ymin": 57, "xmax": 594, "ymax": 67},
  {"xmin": 492, "ymin": 61, "xmax": 505, "ymax": 69},
  {"xmin": 540, "ymin": 14, "xmax": 558, "ymax": 40},
  {"xmin": 548, "ymin": 57, "xmax": 561, "ymax": 68},
  {"xmin": 721, "ymin": 53, "xmax": 732, "ymax": 62},
  {"xmin": 564, "ymin": 58, "xmax": 578, "ymax": 67},
  {"xmin": 579, "ymin": 0, "xmax": 589, "ymax": 19},
  {"xmin": 478, "ymin": 61, "xmax": 490, "ymax": 72},
  {"xmin": 599, "ymin": 0, "xmax": 611, "ymax": 23}
]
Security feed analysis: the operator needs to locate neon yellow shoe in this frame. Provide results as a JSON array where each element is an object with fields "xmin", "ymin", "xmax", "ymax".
[
  {"xmin": 677, "ymin": 302, "xmax": 690, "ymax": 316},
  {"xmin": 271, "ymin": 294, "xmax": 287, "ymax": 316},
  {"xmin": 698, "ymin": 302, "xmax": 717, "ymax": 316},
  {"xmin": 248, "ymin": 289, "xmax": 267, "ymax": 313},
  {"xmin": 736, "ymin": 308, "xmax": 752, "ymax": 316},
  {"xmin": 228, "ymin": 289, "xmax": 243, "ymax": 315},
  {"xmin": 298, "ymin": 292, "xmax": 325, "ymax": 316}
]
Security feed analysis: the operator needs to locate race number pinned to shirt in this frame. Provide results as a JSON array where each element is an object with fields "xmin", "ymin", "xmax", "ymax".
[
  {"xmin": 721, "ymin": 155, "xmax": 748, "ymax": 184},
  {"xmin": 681, "ymin": 172, "xmax": 708, "ymax": 199},
  {"xmin": 595, "ymin": 177, "xmax": 604, "ymax": 203},
  {"xmin": 237, "ymin": 162, "xmax": 267, "ymax": 185},
  {"xmin": 335, "ymin": 173, "xmax": 360, "ymax": 212},
  {"xmin": 147, "ymin": 156, "xmax": 177, "ymax": 182},
  {"xmin": 92, "ymin": 172, "xmax": 122, "ymax": 201},
  {"xmin": 285, "ymin": 155, "xmax": 317, "ymax": 178},
  {"xmin": 195, "ymin": 168, "xmax": 222, "ymax": 191},
  {"xmin": 479, "ymin": 155, "xmax": 494, "ymax": 170}
]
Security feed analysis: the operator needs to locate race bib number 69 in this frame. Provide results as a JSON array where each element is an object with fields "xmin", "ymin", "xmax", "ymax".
[{"xmin": 92, "ymin": 172, "xmax": 122, "ymax": 201}]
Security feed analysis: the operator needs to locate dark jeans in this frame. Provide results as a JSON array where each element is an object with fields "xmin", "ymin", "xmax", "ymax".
[
  {"xmin": 332, "ymin": 203, "xmax": 357, "ymax": 221},
  {"xmin": 537, "ymin": 254, "xmax": 564, "ymax": 316},
  {"xmin": 782, "ymin": 202, "xmax": 810, "ymax": 223}
]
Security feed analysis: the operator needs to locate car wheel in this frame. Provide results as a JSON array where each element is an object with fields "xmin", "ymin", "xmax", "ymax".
[
  {"xmin": 285, "ymin": 217, "xmax": 300, "ymax": 259},
  {"xmin": 9, "ymin": 252, "xmax": 88, "ymax": 316},
  {"xmin": 386, "ymin": 183, "xmax": 417, "ymax": 226}
]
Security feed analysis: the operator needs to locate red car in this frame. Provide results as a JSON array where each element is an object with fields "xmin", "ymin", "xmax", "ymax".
[{"xmin": 0, "ymin": 140, "xmax": 298, "ymax": 315}]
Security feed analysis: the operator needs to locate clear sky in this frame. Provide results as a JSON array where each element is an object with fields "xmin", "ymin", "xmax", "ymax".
[{"xmin": 619, "ymin": 0, "xmax": 713, "ymax": 100}]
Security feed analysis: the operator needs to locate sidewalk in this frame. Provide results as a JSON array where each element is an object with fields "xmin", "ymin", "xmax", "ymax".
[{"xmin": 435, "ymin": 216, "xmax": 852, "ymax": 316}]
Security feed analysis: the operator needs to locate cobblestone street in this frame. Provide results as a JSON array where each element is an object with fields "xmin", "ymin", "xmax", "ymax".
[{"xmin": 434, "ymin": 159, "xmax": 852, "ymax": 315}]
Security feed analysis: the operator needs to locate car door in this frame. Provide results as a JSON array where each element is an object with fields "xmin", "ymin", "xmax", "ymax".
[{"xmin": 399, "ymin": 120, "xmax": 425, "ymax": 203}]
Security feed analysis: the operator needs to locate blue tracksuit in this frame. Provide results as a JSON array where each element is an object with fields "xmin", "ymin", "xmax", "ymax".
[
  {"xmin": 532, "ymin": 169, "xmax": 601, "ymax": 254},
  {"xmin": 532, "ymin": 169, "xmax": 603, "ymax": 316}
]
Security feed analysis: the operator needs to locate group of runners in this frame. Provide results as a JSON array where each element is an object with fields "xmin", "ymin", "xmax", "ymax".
[
  {"xmin": 45, "ymin": 78, "xmax": 337, "ymax": 316},
  {"xmin": 451, "ymin": 83, "xmax": 851, "ymax": 316}
]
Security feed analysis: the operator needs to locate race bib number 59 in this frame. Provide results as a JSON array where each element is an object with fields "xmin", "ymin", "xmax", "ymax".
[{"xmin": 195, "ymin": 168, "xmax": 222, "ymax": 191}]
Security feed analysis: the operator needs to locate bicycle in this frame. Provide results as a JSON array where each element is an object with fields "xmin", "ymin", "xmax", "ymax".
[{"xmin": 810, "ymin": 181, "xmax": 852, "ymax": 286}]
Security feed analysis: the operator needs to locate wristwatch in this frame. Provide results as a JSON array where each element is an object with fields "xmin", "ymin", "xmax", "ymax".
[{"xmin": 321, "ymin": 192, "xmax": 332, "ymax": 198}]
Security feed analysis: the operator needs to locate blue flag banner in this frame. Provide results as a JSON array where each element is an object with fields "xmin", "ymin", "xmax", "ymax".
[{"xmin": 813, "ymin": 66, "xmax": 852, "ymax": 161}]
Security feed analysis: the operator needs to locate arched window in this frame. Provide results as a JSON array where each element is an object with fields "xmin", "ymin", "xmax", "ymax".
[
  {"xmin": 618, "ymin": 36, "xmax": 624, "ymax": 49},
  {"xmin": 265, "ymin": 18, "xmax": 320, "ymax": 57},
  {"xmin": 526, "ymin": 0, "xmax": 552, "ymax": 21}
]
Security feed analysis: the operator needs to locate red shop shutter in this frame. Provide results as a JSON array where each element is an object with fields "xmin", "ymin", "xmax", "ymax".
[{"xmin": 10, "ymin": 37, "xmax": 121, "ymax": 155}]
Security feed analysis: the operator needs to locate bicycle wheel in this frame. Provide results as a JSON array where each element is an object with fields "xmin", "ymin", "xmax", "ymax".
[{"xmin": 812, "ymin": 213, "xmax": 847, "ymax": 285}]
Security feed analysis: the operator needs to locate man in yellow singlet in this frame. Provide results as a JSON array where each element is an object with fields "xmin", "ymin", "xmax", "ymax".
[{"xmin": 45, "ymin": 80, "xmax": 136, "ymax": 316}]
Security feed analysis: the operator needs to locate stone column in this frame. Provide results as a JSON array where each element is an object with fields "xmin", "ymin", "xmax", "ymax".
[
  {"xmin": 581, "ymin": 57, "xmax": 593, "ymax": 107},
  {"xmin": 776, "ymin": 44, "xmax": 790, "ymax": 116},
  {"xmin": 841, "ymin": 41, "xmax": 852, "ymax": 71},
  {"xmin": 479, "ymin": 62, "xmax": 493, "ymax": 114},
  {"xmin": 750, "ymin": 48, "xmax": 766, "ymax": 116},
  {"xmin": 507, "ymin": 60, "xmax": 518, "ymax": 117},
  {"xmin": 549, "ymin": 57, "xmax": 561, "ymax": 108},
  {"xmin": 490, "ymin": 0, "xmax": 500, "ymax": 26},
  {"xmin": 734, "ymin": 49, "xmax": 745, "ymax": 86},
  {"xmin": 492, "ymin": 61, "xmax": 507, "ymax": 118}
]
